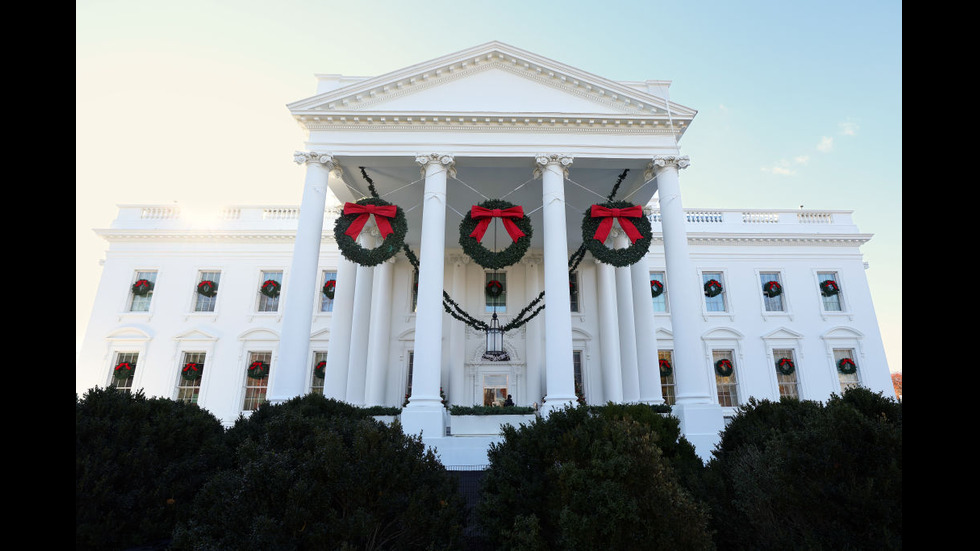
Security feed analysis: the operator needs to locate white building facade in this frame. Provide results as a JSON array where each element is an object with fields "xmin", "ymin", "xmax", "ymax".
[{"xmin": 76, "ymin": 43, "xmax": 891, "ymax": 464}]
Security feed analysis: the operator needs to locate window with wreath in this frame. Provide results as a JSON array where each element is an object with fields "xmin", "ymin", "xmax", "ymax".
[
  {"xmin": 194, "ymin": 271, "xmax": 221, "ymax": 312},
  {"xmin": 659, "ymin": 349, "xmax": 675, "ymax": 405},
  {"xmin": 242, "ymin": 351, "xmax": 272, "ymax": 411},
  {"xmin": 773, "ymin": 348, "xmax": 799, "ymax": 399},
  {"xmin": 110, "ymin": 351, "xmax": 138, "ymax": 392},
  {"xmin": 257, "ymin": 271, "xmax": 283, "ymax": 312},
  {"xmin": 310, "ymin": 351, "xmax": 327, "ymax": 395},
  {"xmin": 760, "ymin": 272, "xmax": 785, "ymax": 312},
  {"xmin": 320, "ymin": 271, "xmax": 337, "ymax": 313},
  {"xmin": 568, "ymin": 272, "xmax": 580, "ymax": 312},
  {"xmin": 702, "ymin": 271, "xmax": 727, "ymax": 312},
  {"xmin": 834, "ymin": 348, "xmax": 860, "ymax": 392},
  {"xmin": 485, "ymin": 272, "xmax": 507, "ymax": 313},
  {"xmin": 128, "ymin": 271, "xmax": 157, "ymax": 312},
  {"xmin": 818, "ymin": 271, "xmax": 843, "ymax": 312},
  {"xmin": 403, "ymin": 351, "xmax": 415, "ymax": 405},
  {"xmin": 176, "ymin": 352, "xmax": 206, "ymax": 403},
  {"xmin": 713, "ymin": 350, "xmax": 739, "ymax": 407},
  {"xmin": 650, "ymin": 271, "xmax": 668, "ymax": 313},
  {"xmin": 411, "ymin": 270, "xmax": 419, "ymax": 312}
]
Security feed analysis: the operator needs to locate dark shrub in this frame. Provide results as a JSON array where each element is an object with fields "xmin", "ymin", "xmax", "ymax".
[
  {"xmin": 704, "ymin": 388, "xmax": 902, "ymax": 551},
  {"xmin": 75, "ymin": 387, "xmax": 229, "ymax": 551},
  {"xmin": 478, "ymin": 405, "xmax": 713, "ymax": 551},
  {"xmin": 173, "ymin": 394, "xmax": 465, "ymax": 550}
]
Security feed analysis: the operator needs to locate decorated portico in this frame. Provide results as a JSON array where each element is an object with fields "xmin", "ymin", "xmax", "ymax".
[{"xmin": 268, "ymin": 42, "xmax": 724, "ymax": 454}]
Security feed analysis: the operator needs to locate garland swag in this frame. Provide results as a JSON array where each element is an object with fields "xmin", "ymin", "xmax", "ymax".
[
  {"xmin": 581, "ymin": 200, "xmax": 653, "ymax": 267},
  {"xmin": 247, "ymin": 360, "xmax": 270, "ymax": 379},
  {"xmin": 197, "ymin": 280, "xmax": 217, "ymax": 297},
  {"xmin": 260, "ymin": 279, "xmax": 281, "ymax": 298},
  {"xmin": 763, "ymin": 280, "xmax": 782, "ymax": 298},
  {"xmin": 837, "ymin": 357, "xmax": 857, "ymax": 374},
  {"xmin": 131, "ymin": 279, "xmax": 153, "ymax": 296},
  {"xmin": 334, "ymin": 197, "xmax": 408, "ymax": 267},
  {"xmin": 704, "ymin": 279, "xmax": 723, "ymax": 298},
  {"xmin": 715, "ymin": 358, "xmax": 734, "ymax": 377},
  {"xmin": 775, "ymin": 357, "xmax": 795, "ymax": 376},
  {"xmin": 458, "ymin": 199, "xmax": 533, "ymax": 269},
  {"xmin": 651, "ymin": 279, "xmax": 665, "ymax": 298},
  {"xmin": 820, "ymin": 279, "xmax": 840, "ymax": 297},
  {"xmin": 181, "ymin": 362, "xmax": 203, "ymax": 381}
]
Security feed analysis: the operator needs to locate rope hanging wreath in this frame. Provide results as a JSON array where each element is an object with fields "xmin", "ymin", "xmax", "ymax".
[
  {"xmin": 181, "ymin": 362, "xmax": 204, "ymax": 381},
  {"xmin": 459, "ymin": 199, "xmax": 533, "ymax": 269},
  {"xmin": 775, "ymin": 357, "xmax": 795, "ymax": 376},
  {"xmin": 334, "ymin": 197, "xmax": 408, "ymax": 267},
  {"xmin": 715, "ymin": 358, "xmax": 734, "ymax": 377},
  {"xmin": 581, "ymin": 201, "xmax": 652, "ymax": 267},
  {"xmin": 197, "ymin": 280, "xmax": 218, "ymax": 297},
  {"xmin": 837, "ymin": 357, "xmax": 857, "ymax": 375},
  {"xmin": 763, "ymin": 280, "xmax": 782, "ymax": 298}
]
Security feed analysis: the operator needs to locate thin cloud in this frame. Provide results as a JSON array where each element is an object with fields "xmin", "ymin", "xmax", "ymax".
[
  {"xmin": 817, "ymin": 136, "xmax": 834, "ymax": 152},
  {"xmin": 839, "ymin": 120, "xmax": 859, "ymax": 136}
]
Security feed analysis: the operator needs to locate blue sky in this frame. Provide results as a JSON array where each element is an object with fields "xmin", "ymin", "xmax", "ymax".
[{"xmin": 77, "ymin": 0, "xmax": 902, "ymax": 372}]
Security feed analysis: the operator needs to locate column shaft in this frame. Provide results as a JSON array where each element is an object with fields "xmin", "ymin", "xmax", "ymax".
[
  {"xmin": 614, "ymin": 232, "xmax": 641, "ymax": 401},
  {"xmin": 364, "ymin": 257, "xmax": 394, "ymax": 405},
  {"xmin": 632, "ymin": 256, "xmax": 664, "ymax": 404},
  {"xmin": 346, "ymin": 233, "xmax": 376, "ymax": 405},
  {"xmin": 523, "ymin": 257, "xmax": 543, "ymax": 407},
  {"xmin": 324, "ymin": 257, "xmax": 357, "ymax": 400},
  {"xmin": 596, "ymin": 260, "xmax": 623, "ymax": 403},
  {"xmin": 448, "ymin": 256, "xmax": 467, "ymax": 405}
]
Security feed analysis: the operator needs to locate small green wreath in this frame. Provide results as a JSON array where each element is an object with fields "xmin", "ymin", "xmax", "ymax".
[
  {"xmin": 581, "ymin": 201, "xmax": 652, "ymax": 267},
  {"xmin": 181, "ymin": 362, "xmax": 204, "ymax": 381},
  {"xmin": 260, "ymin": 279, "xmax": 281, "ymax": 298},
  {"xmin": 334, "ymin": 197, "xmax": 408, "ymax": 267},
  {"xmin": 763, "ymin": 280, "xmax": 782, "ymax": 298},
  {"xmin": 113, "ymin": 361, "xmax": 135, "ymax": 379},
  {"xmin": 247, "ymin": 360, "xmax": 270, "ymax": 379},
  {"xmin": 715, "ymin": 358, "xmax": 734, "ymax": 377},
  {"xmin": 837, "ymin": 357, "xmax": 857, "ymax": 375},
  {"xmin": 313, "ymin": 360, "xmax": 326, "ymax": 379},
  {"xmin": 704, "ymin": 279, "xmax": 723, "ymax": 298},
  {"xmin": 651, "ymin": 279, "xmax": 665, "ymax": 298},
  {"xmin": 197, "ymin": 280, "xmax": 218, "ymax": 297},
  {"xmin": 659, "ymin": 358, "xmax": 673, "ymax": 377},
  {"xmin": 459, "ymin": 199, "xmax": 533, "ymax": 269},
  {"xmin": 132, "ymin": 279, "xmax": 153, "ymax": 297},
  {"xmin": 775, "ymin": 357, "xmax": 795, "ymax": 376},
  {"xmin": 820, "ymin": 279, "xmax": 840, "ymax": 297},
  {"xmin": 322, "ymin": 280, "xmax": 336, "ymax": 300},
  {"xmin": 486, "ymin": 280, "xmax": 504, "ymax": 298}
]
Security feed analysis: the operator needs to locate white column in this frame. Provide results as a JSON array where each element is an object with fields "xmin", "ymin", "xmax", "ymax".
[
  {"xmin": 364, "ymin": 255, "xmax": 394, "ymax": 406},
  {"xmin": 268, "ymin": 152, "xmax": 335, "ymax": 403},
  {"xmin": 346, "ymin": 232, "xmax": 376, "ymax": 405},
  {"xmin": 647, "ymin": 155, "xmax": 722, "ymax": 460},
  {"xmin": 403, "ymin": 154, "xmax": 455, "ymax": 438},
  {"xmin": 448, "ymin": 254, "xmax": 469, "ymax": 405},
  {"xmin": 522, "ymin": 255, "xmax": 544, "ymax": 408},
  {"xmin": 535, "ymin": 154, "xmax": 577, "ymax": 413},
  {"xmin": 595, "ymin": 258, "xmax": 623, "ymax": 403},
  {"xmin": 631, "ymin": 251, "xmax": 664, "ymax": 404},
  {"xmin": 324, "ymin": 256, "xmax": 356, "ymax": 400},
  {"xmin": 614, "ymin": 231, "xmax": 641, "ymax": 402}
]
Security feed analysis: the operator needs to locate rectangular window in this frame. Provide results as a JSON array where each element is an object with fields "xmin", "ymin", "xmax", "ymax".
[
  {"xmin": 412, "ymin": 270, "xmax": 419, "ymax": 312},
  {"xmin": 257, "ymin": 271, "xmax": 283, "ymax": 312},
  {"xmin": 310, "ymin": 351, "xmax": 327, "ymax": 395},
  {"xmin": 194, "ymin": 271, "xmax": 221, "ymax": 312},
  {"xmin": 483, "ymin": 374, "xmax": 509, "ymax": 407},
  {"xmin": 659, "ymin": 350, "xmax": 675, "ymax": 405},
  {"xmin": 713, "ymin": 350, "xmax": 739, "ymax": 407},
  {"xmin": 773, "ymin": 348, "xmax": 799, "ymax": 399},
  {"xmin": 404, "ymin": 351, "xmax": 414, "ymax": 405},
  {"xmin": 129, "ymin": 271, "xmax": 157, "ymax": 312},
  {"xmin": 320, "ymin": 271, "xmax": 337, "ymax": 313},
  {"xmin": 569, "ymin": 272, "xmax": 579, "ymax": 312},
  {"xmin": 703, "ymin": 271, "xmax": 727, "ymax": 312},
  {"xmin": 819, "ymin": 272, "xmax": 843, "ymax": 312},
  {"xmin": 834, "ymin": 348, "xmax": 860, "ymax": 392},
  {"xmin": 110, "ymin": 352, "xmax": 138, "ymax": 392},
  {"xmin": 760, "ymin": 272, "xmax": 784, "ymax": 312},
  {"xmin": 485, "ymin": 272, "xmax": 507, "ymax": 313},
  {"xmin": 650, "ymin": 271, "xmax": 668, "ymax": 313},
  {"xmin": 176, "ymin": 352, "xmax": 205, "ymax": 403},
  {"xmin": 243, "ymin": 352, "xmax": 271, "ymax": 411}
]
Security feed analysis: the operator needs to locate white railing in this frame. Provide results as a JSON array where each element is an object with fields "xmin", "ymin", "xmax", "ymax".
[
  {"xmin": 262, "ymin": 208, "xmax": 301, "ymax": 220},
  {"xmin": 742, "ymin": 212, "xmax": 779, "ymax": 224},
  {"xmin": 140, "ymin": 206, "xmax": 181, "ymax": 219}
]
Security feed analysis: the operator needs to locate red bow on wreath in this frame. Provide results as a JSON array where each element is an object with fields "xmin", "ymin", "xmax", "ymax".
[
  {"xmin": 343, "ymin": 202, "xmax": 398, "ymax": 240},
  {"xmin": 590, "ymin": 204, "xmax": 644, "ymax": 244},
  {"xmin": 468, "ymin": 205, "xmax": 526, "ymax": 242}
]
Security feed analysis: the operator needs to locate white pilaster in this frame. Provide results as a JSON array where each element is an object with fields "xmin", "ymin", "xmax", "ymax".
[
  {"xmin": 522, "ymin": 255, "xmax": 544, "ymax": 408},
  {"xmin": 364, "ymin": 256, "xmax": 394, "ymax": 406},
  {"xmin": 324, "ymin": 256, "xmax": 356, "ymax": 400},
  {"xmin": 345, "ymin": 231, "xmax": 376, "ymax": 405},
  {"xmin": 535, "ymin": 154, "xmax": 577, "ymax": 414},
  {"xmin": 614, "ymin": 231, "xmax": 641, "ymax": 402},
  {"xmin": 632, "ymin": 251, "xmax": 664, "ymax": 404},
  {"xmin": 647, "ymin": 155, "xmax": 723, "ymax": 460},
  {"xmin": 448, "ymin": 254, "xmax": 469, "ymax": 406},
  {"xmin": 268, "ymin": 152, "xmax": 335, "ymax": 403},
  {"xmin": 403, "ymin": 153, "xmax": 455, "ymax": 438},
  {"xmin": 595, "ymin": 258, "xmax": 623, "ymax": 403}
]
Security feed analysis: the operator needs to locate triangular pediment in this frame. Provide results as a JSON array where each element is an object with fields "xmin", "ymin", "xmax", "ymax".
[{"xmin": 288, "ymin": 42, "xmax": 696, "ymax": 123}]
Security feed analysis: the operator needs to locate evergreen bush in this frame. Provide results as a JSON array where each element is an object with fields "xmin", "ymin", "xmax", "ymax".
[{"xmin": 75, "ymin": 387, "xmax": 230, "ymax": 551}]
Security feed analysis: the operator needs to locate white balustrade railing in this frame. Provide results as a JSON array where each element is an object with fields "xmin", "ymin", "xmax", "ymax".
[
  {"xmin": 742, "ymin": 212, "xmax": 779, "ymax": 224},
  {"xmin": 140, "ymin": 206, "xmax": 181, "ymax": 219},
  {"xmin": 262, "ymin": 208, "xmax": 301, "ymax": 220}
]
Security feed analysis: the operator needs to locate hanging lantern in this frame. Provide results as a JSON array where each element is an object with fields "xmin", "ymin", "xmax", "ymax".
[{"xmin": 482, "ymin": 313, "xmax": 509, "ymax": 361}]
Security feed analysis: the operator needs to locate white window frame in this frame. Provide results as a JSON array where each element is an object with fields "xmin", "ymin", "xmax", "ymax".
[
  {"xmin": 814, "ymin": 269, "xmax": 847, "ymax": 317},
  {"xmin": 192, "ymin": 269, "xmax": 222, "ymax": 314},
  {"xmin": 319, "ymin": 270, "xmax": 337, "ymax": 313},
  {"xmin": 173, "ymin": 328, "xmax": 217, "ymax": 405},
  {"xmin": 821, "ymin": 327, "xmax": 865, "ymax": 394},
  {"xmin": 702, "ymin": 327, "xmax": 745, "ymax": 410},
  {"xmin": 237, "ymin": 329, "xmax": 280, "ymax": 415},
  {"xmin": 771, "ymin": 348, "xmax": 800, "ymax": 399},
  {"xmin": 569, "ymin": 271, "xmax": 580, "ymax": 313},
  {"xmin": 108, "ymin": 350, "xmax": 140, "ymax": 393},
  {"xmin": 310, "ymin": 350, "xmax": 328, "ymax": 396},
  {"xmin": 756, "ymin": 269, "xmax": 790, "ymax": 317},
  {"xmin": 699, "ymin": 269, "xmax": 730, "ymax": 316},
  {"xmin": 104, "ymin": 327, "xmax": 151, "ymax": 392},
  {"xmin": 175, "ymin": 351, "xmax": 207, "ymax": 404},
  {"xmin": 242, "ymin": 350, "xmax": 273, "ymax": 412},
  {"xmin": 485, "ymin": 271, "xmax": 507, "ymax": 314},
  {"xmin": 256, "ymin": 269, "xmax": 284, "ymax": 314},
  {"xmin": 126, "ymin": 270, "xmax": 158, "ymax": 314},
  {"xmin": 658, "ymin": 349, "xmax": 676, "ymax": 406},
  {"xmin": 650, "ymin": 270, "xmax": 670, "ymax": 314}
]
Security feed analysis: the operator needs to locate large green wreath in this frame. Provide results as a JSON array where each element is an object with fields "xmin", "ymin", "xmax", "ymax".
[
  {"xmin": 581, "ymin": 201, "xmax": 652, "ymax": 267},
  {"xmin": 458, "ymin": 199, "xmax": 533, "ymax": 269},
  {"xmin": 334, "ymin": 197, "xmax": 408, "ymax": 267}
]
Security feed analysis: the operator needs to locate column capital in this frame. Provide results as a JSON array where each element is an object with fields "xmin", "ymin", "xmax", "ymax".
[
  {"xmin": 415, "ymin": 153, "xmax": 456, "ymax": 178},
  {"xmin": 294, "ymin": 151, "xmax": 339, "ymax": 171},
  {"xmin": 644, "ymin": 155, "xmax": 690, "ymax": 180},
  {"xmin": 533, "ymin": 154, "xmax": 573, "ymax": 179}
]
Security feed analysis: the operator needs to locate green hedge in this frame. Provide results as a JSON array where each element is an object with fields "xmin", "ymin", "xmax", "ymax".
[{"xmin": 449, "ymin": 405, "xmax": 536, "ymax": 416}]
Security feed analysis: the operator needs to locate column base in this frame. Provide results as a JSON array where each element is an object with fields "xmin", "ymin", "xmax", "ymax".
[
  {"xmin": 400, "ymin": 403, "xmax": 449, "ymax": 439},
  {"xmin": 672, "ymin": 402, "xmax": 726, "ymax": 462}
]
